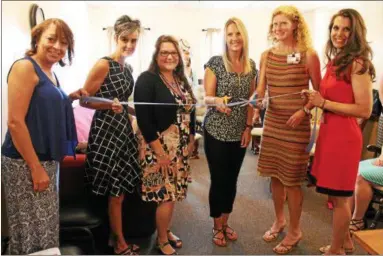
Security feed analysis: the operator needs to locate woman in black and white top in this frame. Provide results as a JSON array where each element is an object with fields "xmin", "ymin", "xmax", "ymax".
[
  {"xmin": 204, "ymin": 17, "xmax": 258, "ymax": 247},
  {"xmin": 81, "ymin": 15, "xmax": 141, "ymax": 255}
]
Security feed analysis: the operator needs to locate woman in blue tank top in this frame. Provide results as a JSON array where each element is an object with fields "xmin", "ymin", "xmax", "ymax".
[{"xmin": 1, "ymin": 19, "xmax": 87, "ymax": 255}]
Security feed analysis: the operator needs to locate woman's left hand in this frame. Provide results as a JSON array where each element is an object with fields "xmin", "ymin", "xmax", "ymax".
[
  {"xmin": 69, "ymin": 88, "xmax": 89, "ymax": 101},
  {"xmin": 241, "ymin": 128, "xmax": 251, "ymax": 148},
  {"xmin": 373, "ymin": 157, "xmax": 383, "ymax": 167},
  {"xmin": 286, "ymin": 109, "xmax": 306, "ymax": 128},
  {"xmin": 302, "ymin": 89, "xmax": 325, "ymax": 107}
]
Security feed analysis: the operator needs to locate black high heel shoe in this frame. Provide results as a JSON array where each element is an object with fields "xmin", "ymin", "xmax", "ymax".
[
  {"xmin": 156, "ymin": 239, "xmax": 177, "ymax": 255},
  {"xmin": 167, "ymin": 230, "xmax": 183, "ymax": 248}
]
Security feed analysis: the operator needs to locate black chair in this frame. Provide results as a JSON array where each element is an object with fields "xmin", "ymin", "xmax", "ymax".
[
  {"xmin": 365, "ymin": 144, "xmax": 383, "ymax": 229},
  {"xmin": 59, "ymin": 155, "xmax": 104, "ymax": 254},
  {"xmin": 60, "ymin": 154, "xmax": 157, "ymax": 255}
]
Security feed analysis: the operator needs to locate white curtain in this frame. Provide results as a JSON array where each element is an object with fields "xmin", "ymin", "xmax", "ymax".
[
  {"xmin": 105, "ymin": 26, "xmax": 115, "ymax": 54},
  {"xmin": 105, "ymin": 27, "xmax": 150, "ymax": 81},
  {"xmin": 199, "ymin": 28, "xmax": 222, "ymax": 75}
]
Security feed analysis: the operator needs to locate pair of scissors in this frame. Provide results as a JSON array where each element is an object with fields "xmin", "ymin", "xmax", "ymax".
[{"xmin": 222, "ymin": 95, "xmax": 230, "ymax": 105}]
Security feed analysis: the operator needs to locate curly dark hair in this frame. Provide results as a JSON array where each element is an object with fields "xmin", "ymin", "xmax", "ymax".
[
  {"xmin": 25, "ymin": 18, "xmax": 74, "ymax": 67},
  {"xmin": 148, "ymin": 35, "xmax": 196, "ymax": 104},
  {"xmin": 325, "ymin": 8, "xmax": 375, "ymax": 81}
]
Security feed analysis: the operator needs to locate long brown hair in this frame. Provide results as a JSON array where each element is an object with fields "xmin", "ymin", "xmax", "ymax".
[
  {"xmin": 148, "ymin": 35, "xmax": 196, "ymax": 103},
  {"xmin": 25, "ymin": 18, "xmax": 74, "ymax": 67},
  {"xmin": 325, "ymin": 9, "xmax": 375, "ymax": 81}
]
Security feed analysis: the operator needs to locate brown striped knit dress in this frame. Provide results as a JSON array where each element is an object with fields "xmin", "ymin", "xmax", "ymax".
[{"xmin": 257, "ymin": 50, "xmax": 311, "ymax": 186}]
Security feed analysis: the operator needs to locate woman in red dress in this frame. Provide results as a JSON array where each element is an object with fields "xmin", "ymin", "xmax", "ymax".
[{"xmin": 304, "ymin": 9, "xmax": 375, "ymax": 255}]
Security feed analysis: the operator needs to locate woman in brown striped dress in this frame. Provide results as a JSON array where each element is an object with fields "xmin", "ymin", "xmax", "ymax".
[{"xmin": 254, "ymin": 5, "xmax": 321, "ymax": 254}]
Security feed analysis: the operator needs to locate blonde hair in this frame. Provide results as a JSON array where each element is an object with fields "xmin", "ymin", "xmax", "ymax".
[
  {"xmin": 268, "ymin": 5, "xmax": 313, "ymax": 52},
  {"xmin": 222, "ymin": 17, "xmax": 252, "ymax": 74}
]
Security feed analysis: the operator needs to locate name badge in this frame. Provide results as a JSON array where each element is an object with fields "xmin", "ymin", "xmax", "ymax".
[
  {"xmin": 287, "ymin": 52, "xmax": 301, "ymax": 64},
  {"xmin": 181, "ymin": 113, "xmax": 190, "ymax": 123}
]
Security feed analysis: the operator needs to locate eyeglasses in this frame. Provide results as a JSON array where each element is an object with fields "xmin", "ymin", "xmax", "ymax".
[{"xmin": 159, "ymin": 51, "xmax": 179, "ymax": 58}]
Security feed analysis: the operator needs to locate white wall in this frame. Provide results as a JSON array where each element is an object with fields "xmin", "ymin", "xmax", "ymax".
[
  {"xmin": 86, "ymin": 1, "xmax": 383, "ymax": 86},
  {"xmin": 1, "ymin": 1, "xmax": 90, "ymax": 142}
]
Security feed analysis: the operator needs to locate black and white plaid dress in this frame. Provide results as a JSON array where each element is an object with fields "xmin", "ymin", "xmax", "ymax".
[{"xmin": 85, "ymin": 57, "xmax": 140, "ymax": 197}]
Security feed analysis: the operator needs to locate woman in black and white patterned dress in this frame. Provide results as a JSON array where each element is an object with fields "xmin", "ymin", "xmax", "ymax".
[{"xmin": 80, "ymin": 15, "xmax": 141, "ymax": 255}]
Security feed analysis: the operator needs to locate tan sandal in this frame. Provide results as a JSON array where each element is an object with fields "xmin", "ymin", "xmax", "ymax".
[
  {"xmin": 223, "ymin": 225, "xmax": 238, "ymax": 241},
  {"xmin": 212, "ymin": 228, "xmax": 227, "ymax": 247},
  {"xmin": 262, "ymin": 225, "xmax": 285, "ymax": 242},
  {"xmin": 273, "ymin": 238, "xmax": 301, "ymax": 255},
  {"xmin": 320, "ymin": 245, "xmax": 355, "ymax": 254}
]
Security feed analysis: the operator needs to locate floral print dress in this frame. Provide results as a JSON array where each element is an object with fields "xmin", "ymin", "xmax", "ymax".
[{"xmin": 137, "ymin": 80, "xmax": 193, "ymax": 203}]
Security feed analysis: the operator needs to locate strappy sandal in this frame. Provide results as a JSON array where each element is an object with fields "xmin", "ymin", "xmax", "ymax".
[
  {"xmin": 212, "ymin": 228, "xmax": 227, "ymax": 247},
  {"xmin": 349, "ymin": 219, "xmax": 366, "ymax": 234},
  {"xmin": 273, "ymin": 238, "xmax": 301, "ymax": 255},
  {"xmin": 223, "ymin": 225, "xmax": 238, "ymax": 241},
  {"xmin": 167, "ymin": 230, "xmax": 182, "ymax": 248},
  {"xmin": 109, "ymin": 236, "xmax": 140, "ymax": 253},
  {"xmin": 156, "ymin": 240, "xmax": 177, "ymax": 255},
  {"xmin": 262, "ymin": 225, "xmax": 285, "ymax": 242},
  {"xmin": 115, "ymin": 244, "xmax": 138, "ymax": 255},
  {"xmin": 320, "ymin": 245, "xmax": 355, "ymax": 254}
]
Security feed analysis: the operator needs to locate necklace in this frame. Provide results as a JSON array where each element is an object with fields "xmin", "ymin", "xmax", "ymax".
[{"xmin": 159, "ymin": 73, "xmax": 186, "ymax": 101}]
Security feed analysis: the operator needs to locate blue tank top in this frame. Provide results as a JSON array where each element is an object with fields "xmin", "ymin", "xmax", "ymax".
[{"xmin": 1, "ymin": 56, "xmax": 78, "ymax": 161}]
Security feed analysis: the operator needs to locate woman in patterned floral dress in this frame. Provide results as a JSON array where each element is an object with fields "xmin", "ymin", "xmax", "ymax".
[
  {"xmin": 81, "ymin": 15, "xmax": 141, "ymax": 255},
  {"xmin": 134, "ymin": 35, "xmax": 196, "ymax": 255}
]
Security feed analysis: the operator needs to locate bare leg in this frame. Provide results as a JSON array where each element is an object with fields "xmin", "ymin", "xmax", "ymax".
[
  {"xmin": 156, "ymin": 201, "xmax": 176, "ymax": 254},
  {"xmin": 263, "ymin": 178, "xmax": 287, "ymax": 242},
  {"xmin": 270, "ymin": 178, "xmax": 287, "ymax": 230},
  {"xmin": 109, "ymin": 195, "xmax": 131, "ymax": 253},
  {"xmin": 326, "ymin": 196, "xmax": 351, "ymax": 255},
  {"xmin": 352, "ymin": 175, "xmax": 373, "ymax": 220},
  {"xmin": 283, "ymin": 186, "xmax": 303, "ymax": 241}
]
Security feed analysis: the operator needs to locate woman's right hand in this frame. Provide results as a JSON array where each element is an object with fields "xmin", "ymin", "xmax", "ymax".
[
  {"xmin": 31, "ymin": 165, "xmax": 50, "ymax": 192},
  {"xmin": 252, "ymin": 108, "xmax": 261, "ymax": 124},
  {"xmin": 111, "ymin": 98, "xmax": 123, "ymax": 114},
  {"xmin": 215, "ymin": 96, "xmax": 232, "ymax": 116},
  {"xmin": 157, "ymin": 153, "xmax": 171, "ymax": 175}
]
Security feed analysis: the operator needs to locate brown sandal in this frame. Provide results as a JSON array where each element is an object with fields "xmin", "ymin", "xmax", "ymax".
[
  {"xmin": 212, "ymin": 228, "xmax": 227, "ymax": 247},
  {"xmin": 262, "ymin": 225, "xmax": 285, "ymax": 242},
  {"xmin": 320, "ymin": 245, "xmax": 355, "ymax": 254},
  {"xmin": 223, "ymin": 225, "xmax": 238, "ymax": 241},
  {"xmin": 273, "ymin": 238, "xmax": 301, "ymax": 255}
]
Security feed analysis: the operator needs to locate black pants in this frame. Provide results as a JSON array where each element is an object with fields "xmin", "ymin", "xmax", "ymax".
[{"xmin": 204, "ymin": 129, "xmax": 247, "ymax": 218}]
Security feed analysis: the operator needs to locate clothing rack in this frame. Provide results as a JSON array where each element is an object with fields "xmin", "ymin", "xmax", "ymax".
[{"xmin": 202, "ymin": 28, "xmax": 220, "ymax": 32}]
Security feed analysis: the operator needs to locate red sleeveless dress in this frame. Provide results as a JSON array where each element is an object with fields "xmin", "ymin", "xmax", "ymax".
[{"xmin": 311, "ymin": 63, "xmax": 362, "ymax": 197}]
